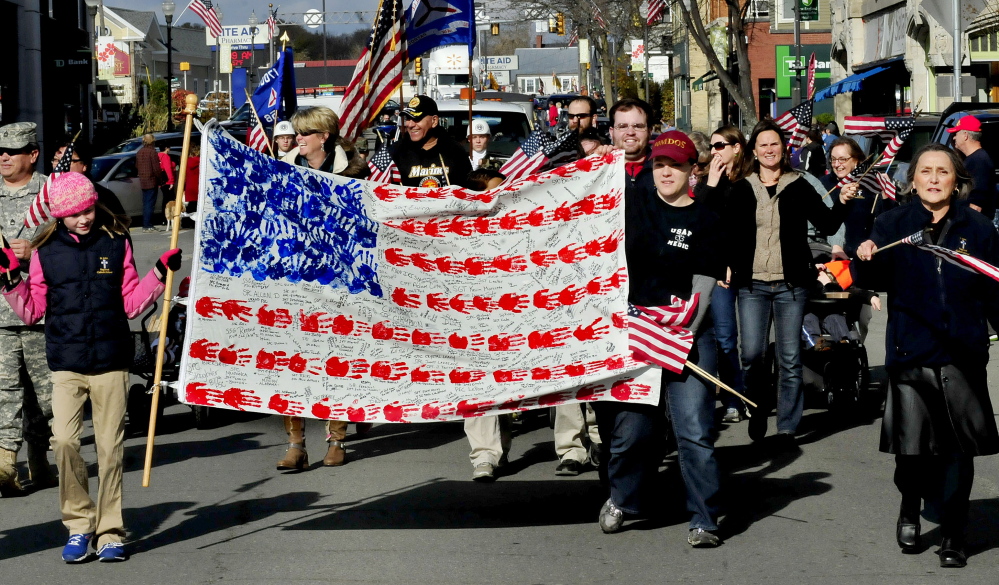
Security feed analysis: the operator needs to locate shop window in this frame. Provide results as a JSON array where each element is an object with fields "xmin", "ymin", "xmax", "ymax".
[
  {"xmin": 748, "ymin": 0, "xmax": 769, "ymax": 20},
  {"xmin": 778, "ymin": 0, "xmax": 795, "ymax": 22}
]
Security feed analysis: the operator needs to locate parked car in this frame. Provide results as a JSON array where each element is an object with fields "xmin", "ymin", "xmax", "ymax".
[
  {"xmin": 90, "ymin": 151, "xmax": 182, "ymax": 218},
  {"xmin": 435, "ymin": 99, "xmax": 532, "ymax": 162},
  {"xmin": 105, "ymin": 127, "xmax": 246, "ymax": 156},
  {"xmin": 197, "ymin": 91, "xmax": 231, "ymax": 117}
]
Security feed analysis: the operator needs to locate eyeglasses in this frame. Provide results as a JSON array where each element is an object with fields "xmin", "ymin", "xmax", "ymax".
[
  {"xmin": 566, "ymin": 112, "xmax": 592, "ymax": 119},
  {"xmin": 710, "ymin": 141, "xmax": 734, "ymax": 150},
  {"xmin": 613, "ymin": 123, "xmax": 648, "ymax": 132},
  {"xmin": 829, "ymin": 157, "xmax": 855, "ymax": 164}
]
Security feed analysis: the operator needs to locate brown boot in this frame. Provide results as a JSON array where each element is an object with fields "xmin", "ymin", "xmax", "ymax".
[
  {"xmin": 27, "ymin": 442, "xmax": 57, "ymax": 489},
  {"xmin": 276, "ymin": 416, "xmax": 309, "ymax": 470},
  {"xmin": 323, "ymin": 440, "xmax": 346, "ymax": 466},
  {"xmin": 0, "ymin": 448, "xmax": 23, "ymax": 496}
]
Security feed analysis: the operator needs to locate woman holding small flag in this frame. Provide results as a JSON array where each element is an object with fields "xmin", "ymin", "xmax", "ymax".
[
  {"xmin": 594, "ymin": 129, "xmax": 726, "ymax": 547},
  {"xmin": 727, "ymin": 120, "xmax": 853, "ymax": 446},
  {"xmin": 856, "ymin": 143, "xmax": 999, "ymax": 568}
]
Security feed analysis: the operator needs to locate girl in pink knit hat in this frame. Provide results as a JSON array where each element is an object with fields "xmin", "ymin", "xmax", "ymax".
[{"xmin": 0, "ymin": 172, "xmax": 182, "ymax": 563}]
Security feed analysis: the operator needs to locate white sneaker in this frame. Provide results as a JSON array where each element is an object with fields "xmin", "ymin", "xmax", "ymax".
[
  {"xmin": 722, "ymin": 408, "xmax": 742, "ymax": 423},
  {"xmin": 472, "ymin": 462, "xmax": 495, "ymax": 482}
]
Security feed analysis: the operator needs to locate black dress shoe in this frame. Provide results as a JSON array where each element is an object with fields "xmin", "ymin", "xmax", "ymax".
[
  {"xmin": 555, "ymin": 459, "xmax": 583, "ymax": 476},
  {"xmin": 938, "ymin": 538, "xmax": 967, "ymax": 568},
  {"xmin": 896, "ymin": 520, "xmax": 920, "ymax": 553},
  {"xmin": 747, "ymin": 408, "xmax": 767, "ymax": 441}
]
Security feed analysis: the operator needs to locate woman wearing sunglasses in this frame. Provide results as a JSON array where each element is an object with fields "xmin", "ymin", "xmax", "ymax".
[{"xmin": 693, "ymin": 126, "xmax": 750, "ymax": 423}]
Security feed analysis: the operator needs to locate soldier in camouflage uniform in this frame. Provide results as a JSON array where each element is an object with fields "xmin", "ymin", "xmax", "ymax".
[{"xmin": 0, "ymin": 122, "xmax": 53, "ymax": 495}]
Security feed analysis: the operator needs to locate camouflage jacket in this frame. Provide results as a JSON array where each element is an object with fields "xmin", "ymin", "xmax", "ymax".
[{"xmin": 0, "ymin": 172, "xmax": 44, "ymax": 327}]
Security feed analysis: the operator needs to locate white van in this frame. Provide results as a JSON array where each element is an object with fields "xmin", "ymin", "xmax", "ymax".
[{"xmin": 296, "ymin": 95, "xmax": 344, "ymax": 116}]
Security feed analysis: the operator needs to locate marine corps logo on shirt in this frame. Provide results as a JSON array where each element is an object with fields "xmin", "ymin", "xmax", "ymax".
[{"xmin": 419, "ymin": 176, "xmax": 442, "ymax": 188}]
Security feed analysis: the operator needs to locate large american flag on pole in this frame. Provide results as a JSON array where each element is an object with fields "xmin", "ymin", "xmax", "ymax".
[
  {"xmin": 181, "ymin": 124, "xmax": 666, "ymax": 422},
  {"xmin": 646, "ymin": 0, "xmax": 666, "ymax": 24},
  {"xmin": 843, "ymin": 116, "xmax": 914, "ymax": 165},
  {"xmin": 188, "ymin": 0, "xmax": 222, "ymax": 38},
  {"xmin": 902, "ymin": 230, "xmax": 999, "ymax": 283},
  {"xmin": 774, "ymin": 99, "xmax": 813, "ymax": 149},
  {"xmin": 499, "ymin": 131, "xmax": 580, "ymax": 182},
  {"xmin": 339, "ymin": 0, "xmax": 408, "ymax": 143}
]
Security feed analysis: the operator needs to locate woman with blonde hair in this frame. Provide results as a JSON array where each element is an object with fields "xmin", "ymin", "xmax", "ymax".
[
  {"xmin": 290, "ymin": 106, "xmax": 368, "ymax": 178},
  {"xmin": 276, "ymin": 107, "xmax": 368, "ymax": 472}
]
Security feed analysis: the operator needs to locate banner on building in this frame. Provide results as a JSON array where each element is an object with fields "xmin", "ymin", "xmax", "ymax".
[
  {"xmin": 179, "ymin": 125, "xmax": 662, "ymax": 423},
  {"xmin": 96, "ymin": 36, "xmax": 130, "ymax": 80}
]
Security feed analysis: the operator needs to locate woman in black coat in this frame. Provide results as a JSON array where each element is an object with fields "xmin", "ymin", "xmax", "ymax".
[{"xmin": 856, "ymin": 143, "xmax": 999, "ymax": 568}]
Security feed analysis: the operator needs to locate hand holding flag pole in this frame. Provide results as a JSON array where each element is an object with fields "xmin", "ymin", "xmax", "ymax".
[
  {"xmin": 823, "ymin": 152, "xmax": 882, "ymax": 201},
  {"xmin": 142, "ymin": 94, "xmax": 198, "ymax": 487}
]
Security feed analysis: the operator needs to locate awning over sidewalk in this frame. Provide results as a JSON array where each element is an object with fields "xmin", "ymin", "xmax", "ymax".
[
  {"xmin": 813, "ymin": 66, "xmax": 888, "ymax": 102},
  {"xmin": 692, "ymin": 71, "xmax": 718, "ymax": 92}
]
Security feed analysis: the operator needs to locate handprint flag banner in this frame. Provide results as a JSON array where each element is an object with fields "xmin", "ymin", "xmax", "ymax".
[{"xmin": 179, "ymin": 123, "xmax": 661, "ymax": 423}]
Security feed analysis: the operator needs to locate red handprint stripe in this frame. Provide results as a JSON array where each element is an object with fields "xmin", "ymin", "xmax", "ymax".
[
  {"xmin": 384, "ymin": 230, "xmax": 623, "ymax": 275},
  {"xmin": 382, "ymin": 190, "xmax": 622, "ymax": 238},
  {"xmin": 193, "ymin": 298, "xmax": 616, "ymax": 350},
  {"xmin": 187, "ymin": 339, "xmax": 638, "ymax": 384},
  {"xmin": 183, "ymin": 375, "xmax": 651, "ymax": 422},
  {"xmin": 392, "ymin": 267, "xmax": 628, "ymax": 313}
]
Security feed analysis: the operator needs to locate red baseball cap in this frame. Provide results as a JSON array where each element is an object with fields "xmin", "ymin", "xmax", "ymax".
[
  {"xmin": 946, "ymin": 115, "xmax": 982, "ymax": 133},
  {"xmin": 650, "ymin": 130, "xmax": 698, "ymax": 165}
]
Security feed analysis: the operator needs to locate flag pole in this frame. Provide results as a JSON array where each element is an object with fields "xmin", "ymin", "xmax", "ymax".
[
  {"xmin": 685, "ymin": 362, "xmax": 757, "ymax": 408},
  {"xmin": 244, "ymin": 88, "xmax": 276, "ymax": 157},
  {"xmin": 142, "ymin": 93, "xmax": 198, "ymax": 487},
  {"xmin": 823, "ymin": 152, "xmax": 880, "ymax": 200},
  {"xmin": 468, "ymin": 58, "xmax": 474, "ymax": 158}
]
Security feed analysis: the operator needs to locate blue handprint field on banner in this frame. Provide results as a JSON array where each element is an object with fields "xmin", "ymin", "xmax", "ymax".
[{"xmin": 200, "ymin": 128, "xmax": 382, "ymax": 298}]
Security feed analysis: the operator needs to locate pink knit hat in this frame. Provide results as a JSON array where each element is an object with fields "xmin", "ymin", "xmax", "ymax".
[{"xmin": 49, "ymin": 172, "xmax": 99, "ymax": 218}]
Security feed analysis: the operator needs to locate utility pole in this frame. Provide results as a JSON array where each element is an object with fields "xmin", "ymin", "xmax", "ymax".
[
  {"xmin": 953, "ymin": 0, "xmax": 961, "ymax": 102},
  {"xmin": 792, "ymin": 0, "xmax": 802, "ymax": 106}
]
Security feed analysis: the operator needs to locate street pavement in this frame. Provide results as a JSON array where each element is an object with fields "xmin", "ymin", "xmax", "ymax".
[{"xmin": 2, "ymin": 227, "xmax": 998, "ymax": 584}]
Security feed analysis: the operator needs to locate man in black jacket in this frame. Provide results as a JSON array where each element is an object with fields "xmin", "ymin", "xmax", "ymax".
[
  {"xmin": 949, "ymin": 115, "xmax": 996, "ymax": 221},
  {"xmin": 390, "ymin": 95, "xmax": 472, "ymax": 188}
]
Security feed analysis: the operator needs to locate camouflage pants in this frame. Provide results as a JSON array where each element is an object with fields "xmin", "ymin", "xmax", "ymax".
[{"xmin": 0, "ymin": 326, "xmax": 51, "ymax": 452}]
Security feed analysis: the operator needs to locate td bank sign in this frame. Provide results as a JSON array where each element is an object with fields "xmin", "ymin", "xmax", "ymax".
[{"xmin": 775, "ymin": 45, "xmax": 830, "ymax": 98}]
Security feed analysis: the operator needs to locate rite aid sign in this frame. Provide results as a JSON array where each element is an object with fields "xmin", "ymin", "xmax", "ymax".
[
  {"xmin": 481, "ymin": 56, "xmax": 518, "ymax": 71},
  {"xmin": 206, "ymin": 24, "xmax": 270, "ymax": 46}
]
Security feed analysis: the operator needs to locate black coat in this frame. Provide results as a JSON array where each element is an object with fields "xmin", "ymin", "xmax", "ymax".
[
  {"xmin": 727, "ymin": 172, "xmax": 847, "ymax": 289},
  {"xmin": 819, "ymin": 173, "xmax": 896, "ymax": 257},
  {"xmin": 390, "ymin": 127, "xmax": 473, "ymax": 188},
  {"xmin": 855, "ymin": 201, "xmax": 999, "ymax": 455}
]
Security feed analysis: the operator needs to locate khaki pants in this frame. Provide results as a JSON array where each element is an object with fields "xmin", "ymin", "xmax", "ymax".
[
  {"xmin": 51, "ymin": 370, "xmax": 128, "ymax": 547},
  {"xmin": 553, "ymin": 403, "xmax": 600, "ymax": 463},
  {"xmin": 464, "ymin": 414, "xmax": 512, "ymax": 466}
]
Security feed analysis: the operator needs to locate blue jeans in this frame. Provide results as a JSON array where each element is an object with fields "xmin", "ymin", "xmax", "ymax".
[
  {"xmin": 711, "ymin": 285, "xmax": 745, "ymax": 411},
  {"xmin": 738, "ymin": 282, "xmax": 808, "ymax": 434},
  {"xmin": 595, "ymin": 329, "xmax": 720, "ymax": 530},
  {"xmin": 142, "ymin": 188, "xmax": 158, "ymax": 229}
]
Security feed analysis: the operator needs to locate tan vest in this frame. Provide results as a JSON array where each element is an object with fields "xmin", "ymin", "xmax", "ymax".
[{"xmin": 747, "ymin": 172, "xmax": 799, "ymax": 282}]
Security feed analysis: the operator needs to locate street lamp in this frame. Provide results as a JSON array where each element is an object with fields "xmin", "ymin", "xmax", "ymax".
[
  {"xmin": 84, "ymin": 0, "xmax": 100, "ymax": 143},
  {"xmin": 248, "ymin": 10, "xmax": 259, "ymax": 86},
  {"xmin": 162, "ymin": 0, "xmax": 175, "ymax": 131}
]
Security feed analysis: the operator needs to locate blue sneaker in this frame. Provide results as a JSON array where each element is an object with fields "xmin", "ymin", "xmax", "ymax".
[
  {"xmin": 61, "ymin": 533, "xmax": 94, "ymax": 563},
  {"xmin": 97, "ymin": 541, "xmax": 127, "ymax": 562}
]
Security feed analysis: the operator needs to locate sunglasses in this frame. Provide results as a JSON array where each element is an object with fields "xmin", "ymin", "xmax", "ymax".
[
  {"xmin": 710, "ymin": 142, "xmax": 735, "ymax": 150},
  {"xmin": 0, "ymin": 147, "xmax": 32, "ymax": 157},
  {"xmin": 566, "ymin": 112, "xmax": 593, "ymax": 119},
  {"xmin": 52, "ymin": 157, "xmax": 82, "ymax": 164}
]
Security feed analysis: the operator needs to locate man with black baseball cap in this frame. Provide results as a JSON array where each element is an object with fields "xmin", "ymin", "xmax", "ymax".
[{"xmin": 385, "ymin": 95, "xmax": 472, "ymax": 188}]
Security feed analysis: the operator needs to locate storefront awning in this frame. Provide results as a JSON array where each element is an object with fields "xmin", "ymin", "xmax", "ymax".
[
  {"xmin": 813, "ymin": 66, "xmax": 888, "ymax": 102},
  {"xmin": 692, "ymin": 71, "xmax": 718, "ymax": 92}
]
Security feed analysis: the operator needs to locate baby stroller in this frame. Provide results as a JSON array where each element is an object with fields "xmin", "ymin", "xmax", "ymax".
[{"xmin": 127, "ymin": 278, "xmax": 209, "ymax": 432}]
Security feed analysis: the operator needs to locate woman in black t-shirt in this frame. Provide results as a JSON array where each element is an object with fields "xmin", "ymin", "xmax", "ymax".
[{"xmin": 596, "ymin": 130, "xmax": 726, "ymax": 547}]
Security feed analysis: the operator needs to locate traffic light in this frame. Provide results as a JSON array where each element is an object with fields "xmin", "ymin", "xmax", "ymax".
[
  {"xmin": 491, "ymin": 22, "xmax": 499, "ymax": 35},
  {"xmin": 556, "ymin": 13, "xmax": 565, "ymax": 35},
  {"xmin": 548, "ymin": 17, "xmax": 557, "ymax": 33},
  {"xmin": 414, "ymin": 57, "xmax": 422, "ymax": 75}
]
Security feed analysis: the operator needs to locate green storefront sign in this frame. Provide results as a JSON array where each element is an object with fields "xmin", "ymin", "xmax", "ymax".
[
  {"xmin": 800, "ymin": 0, "xmax": 818, "ymax": 21},
  {"xmin": 775, "ymin": 45, "xmax": 830, "ymax": 98}
]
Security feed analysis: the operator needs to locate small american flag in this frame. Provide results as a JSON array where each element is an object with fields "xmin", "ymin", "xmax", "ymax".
[
  {"xmin": 627, "ymin": 293, "xmax": 700, "ymax": 374},
  {"xmin": 188, "ymin": 0, "xmax": 222, "ymax": 38},
  {"xmin": 367, "ymin": 146, "xmax": 401, "ymax": 184},
  {"xmin": 842, "ymin": 116, "xmax": 914, "ymax": 165},
  {"xmin": 247, "ymin": 109, "xmax": 270, "ymax": 152},
  {"xmin": 646, "ymin": 0, "xmax": 665, "ymax": 25},
  {"xmin": 835, "ymin": 158, "xmax": 897, "ymax": 202},
  {"xmin": 774, "ymin": 99, "xmax": 812, "ymax": 149},
  {"xmin": 499, "ymin": 131, "xmax": 580, "ymax": 182},
  {"xmin": 339, "ymin": 0, "xmax": 407, "ymax": 143},
  {"xmin": 876, "ymin": 172, "xmax": 897, "ymax": 201},
  {"xmin": 806, "ymin": 52, "xmax": 817, "ymax": 100},
  {"xmin": 25, "ymin": 143, "xmax": 76, "ymax": 228},
  {"xmin": 902, "ymin": 230, "xmax": 999, "ymax": 282}
]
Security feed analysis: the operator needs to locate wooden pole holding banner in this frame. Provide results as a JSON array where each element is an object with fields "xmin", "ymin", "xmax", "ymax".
[
  {"xmin": 142, "ymin": 94, "xmax": 199, "ymax": 487},
  {"xmin": 685, "ymin": 361, "xmax": 758, "ymax": 408}
]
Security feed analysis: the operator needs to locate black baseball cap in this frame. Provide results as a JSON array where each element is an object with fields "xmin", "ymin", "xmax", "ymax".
[{"xmin": 401, "ymin": 95, "xmax": 439, "ymax": 120}]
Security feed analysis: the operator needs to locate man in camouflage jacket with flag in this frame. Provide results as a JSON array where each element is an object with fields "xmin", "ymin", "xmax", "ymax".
[{"xmin": 0, "ymin": 122, "xmax": 53, "ymax": 495}]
